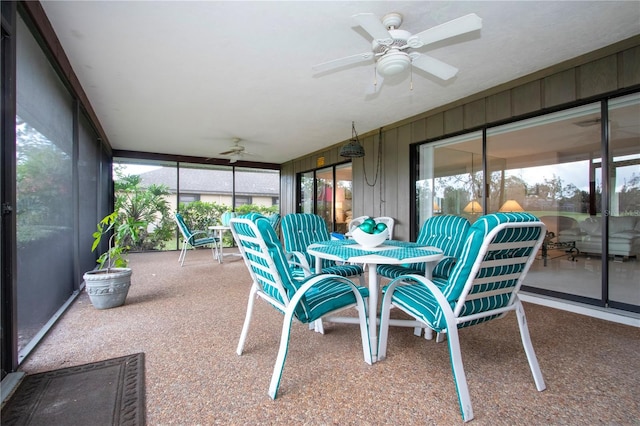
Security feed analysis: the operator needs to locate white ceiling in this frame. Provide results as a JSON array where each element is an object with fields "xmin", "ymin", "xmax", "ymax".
[{"xmin": 39, "ymin": 1, "xmax": 640, "ymax": 165}]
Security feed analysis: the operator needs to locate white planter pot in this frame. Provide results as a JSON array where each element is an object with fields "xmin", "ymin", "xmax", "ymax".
[{"xmin": 83, "ymin": 268, "xmax": 132, "ymax": 309}]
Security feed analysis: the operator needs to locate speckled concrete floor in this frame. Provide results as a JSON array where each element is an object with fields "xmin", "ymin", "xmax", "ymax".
[{"xmin": 18, "ymin": 249, "xmax": 640, "ymax": 425}]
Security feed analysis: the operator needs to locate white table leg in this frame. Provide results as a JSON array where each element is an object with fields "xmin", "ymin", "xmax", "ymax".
[
  {"xmin": 217, "ymin": 229, "xmax": 224, "ymax": 263},
  {"xmin": 368, "ymin": 262, "xmax": 379, "ymax": 362}
]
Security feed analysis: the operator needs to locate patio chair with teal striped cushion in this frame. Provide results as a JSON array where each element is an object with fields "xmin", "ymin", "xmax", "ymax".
[
  {"xmin": 378, "ymin": 212, "xmax": 547, "ymax": 422},
  {"xmin": 230, "ymin": 213, "xmax": 372, "ymax": 399},
  {"xmin": 281, "ymin": 213, "xmax": 364, "ymax": 284},
  {"xmin": 174, "ymin": 212, "xmax": 220, "ymax": 266},
  {"xmin": 377, "ymin": 214, "xmax": 470, "ymax": 282}
]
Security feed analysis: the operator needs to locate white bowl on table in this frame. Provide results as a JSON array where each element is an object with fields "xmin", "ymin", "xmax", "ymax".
[{"xmin": 351, "ymin": 227, "xmax": 389, "ymax": 249}]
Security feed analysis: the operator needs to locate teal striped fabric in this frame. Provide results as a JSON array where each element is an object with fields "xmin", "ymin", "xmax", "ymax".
[
  {"xmin": 233, "ymin": 213, "xmax": 369, "ymax": 323},
  {"xmin": 377, "ymin": 215, "xmax": 470, "ymax": 280},
  {"xmin": 281, "ymin": 213, "xmax": 364, "ymax": 278},
  {"xmin": 386, "ymin": 212, "xmax": 543, "ymax": 332}
]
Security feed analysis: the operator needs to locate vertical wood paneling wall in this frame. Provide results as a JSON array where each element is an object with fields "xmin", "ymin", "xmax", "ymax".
[{"xmin": 281, "ymin": 37, "xmax": 640, "ymax": 241}]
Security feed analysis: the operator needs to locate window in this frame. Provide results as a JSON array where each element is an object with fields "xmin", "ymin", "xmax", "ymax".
[
  {"xmin": 179, "ymin": 194, "xmax": 200, "ymax": 203},
  {"xmin": 234, "ymin": 195, "xmax": 251, "ymax": 206}
]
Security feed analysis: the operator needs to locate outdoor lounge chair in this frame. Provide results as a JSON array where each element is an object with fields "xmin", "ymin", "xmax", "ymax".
[
  {"xmin": 230, "ymin": 213, "xmax": 372, "ymax": 399},
  {"xmin": 378, "ymin": 212, "xmax": 547, "ymax": 422},
  {"xmin": 174, "ymin": 212, "xmax": 220, "ymax": 266}
]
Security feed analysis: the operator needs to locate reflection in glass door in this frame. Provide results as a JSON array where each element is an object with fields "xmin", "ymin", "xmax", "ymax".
[
  {"xmin": 486, "ymin": 103, "xmax": 604, "ymax": 302},
  {"xmin": 297, "ymin": 163, "xmax": 353, "ymax": 233},
  {"xmin": 607, "ymin": 93, "xmax": 640, "ymax": 310},
  {"xmin": 316, "ymin": 167, "xmax": 334, "ymax": 231},
  {"xmin": 335, "ymin": 163, "xmax": 352, "ymax": 234},
  {"xmin": 417, "ymin": 132, "xmax": 484, "ymax": 228}
]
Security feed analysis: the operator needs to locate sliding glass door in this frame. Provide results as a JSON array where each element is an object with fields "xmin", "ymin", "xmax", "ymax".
[
  {"xmin": 297, "ymin": 163, "xmax": 352, "ymax": 233},
  {"xmin": 607, "ymin": 93, "xmax": 640, "ymax": 310},
  {"xmin": 415, "ymin": 94, "xmax": 640, "ymax": 314},
  {"xmin": 486, "ymin": 103, "xmax": 604, "ymax": 302}
]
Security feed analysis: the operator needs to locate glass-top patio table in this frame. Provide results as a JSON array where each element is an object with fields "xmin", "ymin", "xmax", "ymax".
[{"xmin": 307, "ymin": 239, "xmax": 443, "ymax": 362}]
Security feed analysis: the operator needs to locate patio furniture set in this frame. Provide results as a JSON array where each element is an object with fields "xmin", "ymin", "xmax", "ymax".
[{"xmin": 228, "ymin": 211, "xmax": 548, "ymax": 423}]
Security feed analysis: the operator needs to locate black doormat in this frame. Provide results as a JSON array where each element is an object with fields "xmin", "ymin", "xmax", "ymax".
[{"xmin": 2, "ymin": 353, "xmax": 145, "ymax": 426}]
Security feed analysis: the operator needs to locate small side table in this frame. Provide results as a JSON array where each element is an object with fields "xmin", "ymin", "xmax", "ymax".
[{"xmin": 208, "ymin": 226, "xmax": 230, "ymax": 263}]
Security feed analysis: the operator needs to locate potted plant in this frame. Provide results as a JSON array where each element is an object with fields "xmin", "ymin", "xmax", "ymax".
[{"xmin": 83, "ymin": 211, "xmax": 141, "ymax": 309}]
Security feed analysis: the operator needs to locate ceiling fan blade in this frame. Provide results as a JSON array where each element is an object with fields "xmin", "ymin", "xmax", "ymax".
[
  {"xmin": 407, "ymin": 13, "xmax": 482, "ymax": 48},
  {"xmin": 312, "ymin": 52, "xmax": 374, "ymax": 73},
  {"xmin": 352, "ymin": 13, "xmax": 393, "ymax": 44},
  {"xmin": 411, "ymin": 54, "xmax": 459, "ymax": 80}
]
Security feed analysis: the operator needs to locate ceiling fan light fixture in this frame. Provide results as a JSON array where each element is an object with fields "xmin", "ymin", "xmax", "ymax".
[
  {"xmin": 376, "ymin": 50, "xmax": 411, "ymax": 76},
  {"xmin": 340, "ymin": 121, "xmax": 365, "ymax": 158}
]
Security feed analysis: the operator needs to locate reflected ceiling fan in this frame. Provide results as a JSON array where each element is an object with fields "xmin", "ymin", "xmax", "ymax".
[
  {"xmin": 312, "ymin": 11, "xmax": 482, "ymax": 82},
  {"xmin": 218, "ymin": 138, "xmax": 256, "ymax": 163}
]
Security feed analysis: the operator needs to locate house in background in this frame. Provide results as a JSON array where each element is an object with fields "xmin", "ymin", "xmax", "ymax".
[{"xmin": 135, "ymin": 167, "xmax": 280, "ymax": 211}]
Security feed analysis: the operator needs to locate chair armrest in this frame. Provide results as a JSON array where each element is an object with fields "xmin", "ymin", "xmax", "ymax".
[{"xmin": 286, "ymin": 251, "xmax": 313, "ymax": 276}]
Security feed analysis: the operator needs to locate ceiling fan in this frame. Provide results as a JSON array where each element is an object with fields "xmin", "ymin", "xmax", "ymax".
[
  {"xmin": 218, "ymin": 138, "xmax": 255, "ymax": 163},
  {"xmin": 312, "ymin": 11, "xmax": 482, "ymax": 81}
]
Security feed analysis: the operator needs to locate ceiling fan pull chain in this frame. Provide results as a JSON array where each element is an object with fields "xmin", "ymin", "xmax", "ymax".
[
  {"xmin": 410, "ymin": 64, "xmax": 414, "ymax": 91},
  {"xmin": 373, "ymin": 66, "xmax": 378, "ymax": 91}
]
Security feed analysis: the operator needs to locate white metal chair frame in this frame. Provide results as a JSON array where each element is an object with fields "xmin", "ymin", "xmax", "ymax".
[
  {"xmin": 378, "ymin": 217, "xmax": 547, "ymax": 422},
  {"xmin": 230, "ymin": 215, "xmax": 372, "ymax": 399}
]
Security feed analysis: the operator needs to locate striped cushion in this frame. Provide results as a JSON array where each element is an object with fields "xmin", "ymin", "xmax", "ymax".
[
  {"xmin": 384, "ymin": 277, "xmax": 450, "ymax": 331},
  {"xmin": 281, "ymin": 213, "xmax": 363, "ymax": 278},
  {"xmin": 377, "ymin": 215, "xmax": 470, "ymax": 280},
  {"xmin": 192, "ymin": 236, "xmax": 218, "ymax": 245},
  {"xmin": 296, "ymin": 276, "xmax": 369, "ymax": 323}
]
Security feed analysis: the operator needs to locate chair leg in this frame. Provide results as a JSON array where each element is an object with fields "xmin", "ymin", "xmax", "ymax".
[
  {"xmin": 354, "ymin": 294, "xmax": 373, "ymax": 365},
  {"xmin": 312, "ymin": 319, "xmax": 325, "ymax": 334},
  {"xmin": 236, "ymin": 285, "xmax": 258, "ymax": 356},
  {"xmin": 179, "ymin": 243, "xmax": 188, "ymax": 266},
  {"xmin": 268, "ymin": 307, "xmax": 296, "ymax": 399},
  {"xmin": 377, "ymin": 290, "xmax": 394, "ymax": 360},
  {"xmin": 210, "ymin": 240, "xmax": 220, "ymax": 264},
  {"xmin": 515, "ymin": 299, "xmax": 546, "ymax": 391},
  {"xmin": 445, "ymin": 323, "xmax": 474, "ymax": 422}
]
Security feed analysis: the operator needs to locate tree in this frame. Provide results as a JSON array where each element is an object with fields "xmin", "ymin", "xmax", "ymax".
[{"xmin": 114, "ymin": 170, "xmax": 173, "ymax": 251}]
